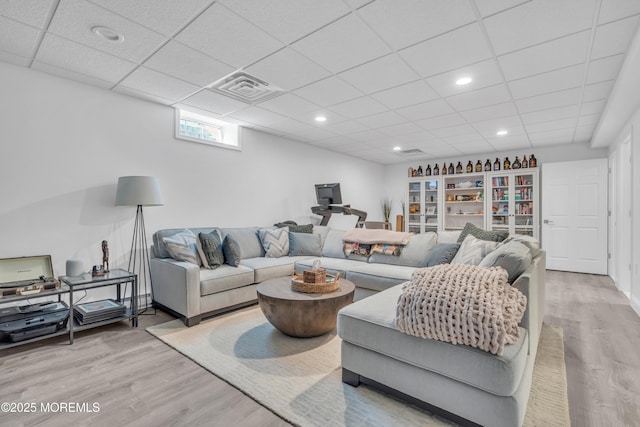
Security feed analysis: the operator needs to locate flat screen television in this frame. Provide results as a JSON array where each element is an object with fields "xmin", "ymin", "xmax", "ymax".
[{"xmin": 315, "ymin": 183, "xmax": 342, "ymax": 207}]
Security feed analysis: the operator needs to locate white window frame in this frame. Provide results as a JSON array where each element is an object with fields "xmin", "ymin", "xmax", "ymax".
[{"xmin": 175, "ymin": 109, "xmax": 240, "ymax": 151}]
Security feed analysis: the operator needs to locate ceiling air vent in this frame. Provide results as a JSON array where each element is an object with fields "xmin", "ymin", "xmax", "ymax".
[
  {"xmin": 208, "ymin": 71, "xmax": 282, "ymax": 104},
  {"xmin": 396, "ymin": 148, "xmax": 425, "ymax": 157}
]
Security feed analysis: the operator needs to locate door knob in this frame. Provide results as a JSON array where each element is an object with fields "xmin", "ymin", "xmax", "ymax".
[{"xmin": 543, "ymin": 219, "xmax": 554, "ymax": 224}]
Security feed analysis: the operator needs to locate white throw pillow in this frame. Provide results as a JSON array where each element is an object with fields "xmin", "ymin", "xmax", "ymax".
[
  {"xmin": 162, "ymin": 229, "xmax": 200, "ymax": 265},
  {"xmin": 258, "ymin": 227, "xmax": 289, "ymax": 258},
  {"xmin": 451, "ymin": 234, "xmax": 499, "ymax": 265}
]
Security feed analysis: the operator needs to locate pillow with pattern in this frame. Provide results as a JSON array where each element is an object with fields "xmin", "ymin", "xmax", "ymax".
[
  {"xmin": 162, "ymin": 229, "xmax": 200, "ymax": 266},
  {"xmin": 198, "ymin": 231, "xmax": 224, "ymax": 269},
  {"xmin": 258, "ymin": 227, "xmax": 289, "ymax": 258},
  {"xmin": 457, "ymin": 222, "xmax": 509, "ymax": 244},
  {"xmin": 451, "ymin": 234, "xmax": 499, "ymax": 265}
]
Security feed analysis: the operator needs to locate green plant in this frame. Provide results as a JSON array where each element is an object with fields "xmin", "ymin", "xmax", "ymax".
[
  {"xmin": 381, "ymin": 197, "xmax": 392, "ymax": 222},
  {"xmin": 401, "ymin": 199, "xmax": 406, "ymax": 218}
]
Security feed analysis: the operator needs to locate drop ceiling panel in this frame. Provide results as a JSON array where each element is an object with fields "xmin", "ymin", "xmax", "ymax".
[
  {"xmin": 488, "ymin": 134, "xmax": 532, "ymax": 150},
  {"xmin": 322, "ymin": 120, "xmax": 369, "ymax": 135},
  {"xmin": 508, "ymin": 64, "xmax": 584, "ymax": 99},
  {"xmin": 451, "ymin": 140, "xmax": 495, "ymax": 154},
  {"xmin": 226, "ymin": 106, "xmax": 287, "ymax": 127},
  {"xmin": 473, "ymin": 0, "xmax": 530, "ymax": 18},
  {"xmin": 348, "ymin": 129, "xmax": 386, "ymax": 142},
  {"xmin": 370, "ymin": 80, "xmax": 439, "ymax": 109},
  {"xmin": 291, "ymin": 109, "xmax": 346, "ymax": 126},
  {"xmin": 442, "ymin": 132, "xmax": 485, "ymax": 145},
  {"xmin": 245, "ymin": 47, "xmax": 331, "ymax": 92},
  {"xmin": 521, "ymin": 105, "xmax": 580, "ymax": 125},
  {"xmin": 598, "ymin": 0, "xmax": 640, "ymax": 24},
  {"xmin": 498, "ymin": 31, "xmax": 590, "ymax": 81},
  {"xmin": 258, "ymin": 93, "xmax": 320, "ymax": 116},
  {"xmin": 293, "ymin": 76, "xmax": 363, "ymax": 107},
  {"xmin": 415, "ymin": 113, "xmax": 467, "ymax": 131},
  {"xmin": 118, "ymin": 67, "xmax": 200, "ymax": 101},
  {"xmin": 577, "ymin": 113, "xmax": 601, "ymax": 127},
  {"xmin": 0, "ymin": 0, "xmax": 56, "ymax": 28},
  {"xmin": 32, "ymin": 61, "xmax": 115, "ymax": 88},
  {"xmin": 586, "ymin": 54, "xmax": 625, "ymax": 84},
  {"xmin": 445, "ymin": 84, "xmax": 511, "ymax": 111},
  {"xmin": 0, "ymin": 51, "xmax": 31, "ymax": 67},
  {"xmin": 582, "ymin": 80, "xmax": 614, "ymax": 102},
  {"xmin": 580, "ymin": 99, "xmax": 607, "ymax": 115},
  {"xmin": 396, "ymin": 99, "xmax": 455, "ymax": 121},
  {"xmin": 528, "ymin": 128, "xmax": 575, "ymax": 146},
  {"xmin": 515, "ymin": 87, "xmax": 581, "ymax": 113},
  {"xmin": 181, "ymin": 89, "xmax": 248, "ymax": 115},
  {"xmin": 291, "ymin": 13, "xmax": 391, "ymax": 74},
  {"xmin": 460, "ymin": 101, "xmax": 518, "ymax": 122},
  {"xmin": 426, "ymin": 59, "xmax": 503, "ymax": 98},
  {"xmin": 35, "ymin": 33, "xmax": 137, "ymax": 83},
  {"xmin": 114, "ymin": 85, "xmax": 174, "ymax": 105},
  {"xmin": 525, "ymin": 117, "xmax": 577, "ymax": 133},
  {"xmin": 355, "ymin": 111, "xmax": 406, "ymax": 129},
  {"xmin": 144, "ymin": 41, "xmax": 234, "ymax": 87},
  {"xmin": 430, "ymin": 124, "xmax": 478, "ymax": 138},
  {"xmin": 88, "ymin": 0, "xmax": 214, "ymax": 36},
  {"xmin": 175, "ymin": 2, "xmax": 283, "ymax": 68},
  {"xmin": 48, "ymin": 0, "xmax": 167, "ymax": 63},
  {"xmin": 472, "ymin": 116, "xmax": 526, "ymax": 137},
  {"xmin": 329, "ymin": 96, "xmax": 388, "ymax": 119},
  {"xmin": 377, "ymin": 122, "xmax": 424, "ymax": 137},
  {"xmin": 357, "ymin": 0, "xmax": 476, "ymax": 50},
  {"xmin": 0, "ymin": 16, "xmax": 42, "ymax": 58},
  {"xmin": 591, "ymin": 15, "xmax": 640, "ymax": 60},
  {"xmin": 399, "ymin": 23, "xmax": 493, "ymax": 78},
  {"xmin": 483, "ymin": 0, "xmax": 594, "ymax": 55},
  {"xmin": 338, "ymin": 54, "xmax": 419, "ymax": 94}
]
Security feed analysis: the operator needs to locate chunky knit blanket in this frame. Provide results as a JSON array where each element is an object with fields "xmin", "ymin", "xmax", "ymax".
[{"xmin": 395, "ymin": 264, "xmax": 527, "ymax": 355}]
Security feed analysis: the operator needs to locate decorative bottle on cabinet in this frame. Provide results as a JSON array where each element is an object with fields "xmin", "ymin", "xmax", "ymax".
[
  {"xmin": 503, "ymin": 157, "xmax": 511, "ymax": 170},
  {"xmin": 485, "ymin": 159, "xmax": 492, "ymax": 171},
  {"xmin": 529, "ymin": 154, "xmax": 537, "ymax": 168},
  {"xmin": 408, "ymin": 167, "xmax": 414, "ymax": 177},
  {"xmin": 456, "ymin": 162, "xmax": 463, "ymax": 174},
  {"xmin": 467, "ymin": 161, "xmax": 473, "ymax": 173},
  {"xmin": 449, "ymin": 163, "xmax": 455, "ymax": 175},
  {"xmin": 475, "ymin": 160, "xmax": 482, "ymax": 172},
  {"xmin": 425, "ymin": 164, "xmax": 431, "ymax": 176},
  {"xmin": 442, "ymin": 163, "xmax": 447, "ymax": 175},
  {"xmin": 512, "ymin": 156, "xmax": 521, "ymax": 169},
  {"xmin": 522, "ymin": 155, "xmax": 528, "ymax": 168},
  {"xmin": 417, "ymin": 165, "xmax": 423, "ymax": 176},
  {"xmin": 494, "ymin": 158, "xmax": 501, "ymax": 171},
  {"xmin": 434, "ymin": 163, "xmax": 440, "ymax": 175}
]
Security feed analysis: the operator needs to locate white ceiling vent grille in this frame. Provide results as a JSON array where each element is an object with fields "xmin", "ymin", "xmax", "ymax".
[
  {"xmin": 209, "ymin": 71, "xmax": 282, "ymax": 104},
  {"xmin": 396, "ymin": 148, "xmax": 425, "ymax": 156}
]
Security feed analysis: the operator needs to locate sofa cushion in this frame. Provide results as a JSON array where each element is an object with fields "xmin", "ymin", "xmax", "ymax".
[
  {"xmin": 452, "ymin": 234, "xmax": 499, "ymax": 265},
  {"xmin": 200, "ymin": 264, "xmax": 255, "ymax": 296},
  {"xmin": 501, "ymin": 234, "xmax": 541, "ymax": 258},
  {"xmin": 162, "ymin": 229, "xmax": 200, "ymax": 266},
  {"xmin": 220, "ymin": 227, "xmax": 264, "ymax": 259},
  {"xmin": 242, "ymin": 256, "xmax": 314, "ymax": 283},
  {"xmin": 368, "ymin": 232, "xmax": 437, "ymax": 267},
  {"xmin": 322, "ymin": 228, "xmax": 347, "ymax": 259},
  {"xmin": 258, "ymin": 227, "xmax": 289, "ymax": 258},
  {"xmin": 423, "ymin": 243, "xmax": 460, "ymax": 267},
  {"xmin": 337, "ymin": 285, "xmax": 529, "ymax": 396},
  {"xmin": 222, "ymin": 235, "xmax": 241, "ymax": 267},
  {"xmin": 457, "ymin": 222, "xmax": 509, "ymax": 244},
  {"xmin": 288, "ymin": 232, "xmax": 322, "ymax": 256},
  {"xmin": 198, "ymin": 231, "xmax": 224, "ymax": 270},
  {"xmin": 479, "ymin": 241, "xmax": 532, "ymax": 283},
  {"xmin": 345, "ymin": 263, "xmax": 415, "ymax": 292}
]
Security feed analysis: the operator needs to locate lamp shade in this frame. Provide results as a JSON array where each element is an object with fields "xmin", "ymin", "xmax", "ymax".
[{"xmin": 115, "ymin": 176, "xmax": 164, "ymax": 207}]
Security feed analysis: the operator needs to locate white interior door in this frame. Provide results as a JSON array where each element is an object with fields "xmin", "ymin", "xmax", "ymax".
[{"xmin": 542, "ymin": 159, "xmax": 608, "ymax": 274}]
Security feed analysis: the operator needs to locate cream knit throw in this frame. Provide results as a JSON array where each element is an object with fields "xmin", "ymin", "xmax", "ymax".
[{"xmin": 395, "ymin": 264, "xmax": 527, "ymax": 355}]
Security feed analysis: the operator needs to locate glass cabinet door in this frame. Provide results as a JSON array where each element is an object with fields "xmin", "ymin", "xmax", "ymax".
[
  {"xmin": 513, "ymin": 172, "xmax": 535, "ymax": 237},
  {"xmin": 423, "ymin": 179, "xmax": 439, "ymax": 232},
  {"xmin": 407, "ymin": 180, "xmax": 422, "ymax": 233},
  {"xmin": 488, "ymin": 169, "xmax": 538, "ymax": 238},
  {"xmin": 443, "ymin": 174, "xmax": 485, "ymax": 231},
  {"xmin": 406, "ymin": 178, "xmax": 441, "ymax": 233}
]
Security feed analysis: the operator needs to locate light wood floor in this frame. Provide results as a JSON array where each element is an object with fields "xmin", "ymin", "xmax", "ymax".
[{"xmin": 1, "ymin": 271, "xmax": 638, "ymax": 426}]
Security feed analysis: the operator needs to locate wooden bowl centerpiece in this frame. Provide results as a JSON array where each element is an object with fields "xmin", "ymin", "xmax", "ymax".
[{"xmin": 291, "ymin": 269, "xmax": 340, "ymax": 293}]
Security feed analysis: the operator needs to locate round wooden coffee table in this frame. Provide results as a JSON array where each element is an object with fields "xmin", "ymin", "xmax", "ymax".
[{"xmin": 257, "ymin": 276, "xmax": 355, "ymax": 338}]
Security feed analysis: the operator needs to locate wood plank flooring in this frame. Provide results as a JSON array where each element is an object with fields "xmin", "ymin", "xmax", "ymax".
[{"xmin": 0, "ymin": 271, "xmax": 638, "ymax": 426}]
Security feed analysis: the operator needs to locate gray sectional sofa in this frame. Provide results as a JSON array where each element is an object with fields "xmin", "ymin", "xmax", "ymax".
[{"xmin": 150, "ymin": 224, "xmax": 545, "ymax": 426}]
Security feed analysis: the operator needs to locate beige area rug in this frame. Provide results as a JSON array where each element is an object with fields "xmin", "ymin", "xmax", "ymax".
[{"xmin": 147, "ymin": 306, "xmax": 570, "ymax": 427}]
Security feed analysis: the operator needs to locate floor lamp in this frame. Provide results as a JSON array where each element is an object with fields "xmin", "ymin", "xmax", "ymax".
[{"xmin": 116, "ymin": 176, "xmax": 164, "ymax": 314}]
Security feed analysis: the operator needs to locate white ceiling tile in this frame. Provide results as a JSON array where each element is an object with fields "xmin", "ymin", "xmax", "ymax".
[
  {"xmin": 290, "ymin": 126, "xmax": 337, "ymax": 141},
  {"xmin": 118, "ymin": 67, "xmax": 200, "ymax": 101},
  {"xmin": 415, "ymin": 113, "xmax": 467, "ymax": 131},
  {"xmin": 581, "ymin": 80, "xmax": 614, "ymax": 102},
  {"xmin": 35, "ymin": 34, "xmax": 137, "ymax": 83},
  {"xmin": 226, "ymin": 106, "xmax": 287, "ymax": 126},
  {"xmin": 498, "ymin": 31, "xmax": 590, "ymax": 81},
  {"xmin": 338, "ymin": 54, "xmax": 419, "ymax": 94},
  {"xmin": 577, "ymin": 113, "xmax": 601, "ymax": 127},
  {"xmin": 400, "ymin": 23, "xmax": 493, "ymax": 77},
  {"xmin": 292, "ymin": 13, "xmax": 391, "ymax": 73},
  {"xmin": 451, "ymin": 140, "xmax": 495, "ymax": 154},
  {"xmin": 329, "ymin": 96, "xmax": 387, "ymax": 119},
  {"xmin": 396, "ymin": 99, "xmax": 454, "ymax": 121},
  {"xmin": 181, "ymin": 89, "xmax": 248, "ymax": 115},
  {"xmin": 430, "ymin": 124, "xmax": 477, "ymax": 138},
  {"xmin": 515, "ymin": 87, "xmax": 581, "ymax": 113},
  {"xmin": 598, "ymin": 0, "xmax": 640, "ymax": 24},
  {"xmin": 460, "ymin": 101, "xmax": 518, "ymax": 122},
  {"xmin": 472, "ymin": 116, "xmax": 526, "ymax": 137},
  {"xmin": 355, "ymin": 111, "xmax": 407, "ymax": 129},
  {"xmin": 521, "ymin": 105, "xmax": 579, "ymax": 125},
  {"xmin": 377, "ymin": 122, "xmax": 424, "ymax": 137},
  {"xmin": 586, "ymin": 54, "xmax": 625, "ymax": 84},
  {"xmin": 176, "ymin": 2, "xmax": 283, "ymax": 68},
  {"xmin": 445, "ymin": 84, "xmax": 511, "ymax": 111},
  {"xmin": 245, "ymin": 47, "xmax": 331, "ymax": 92},
  {"xmin": 442, "ymin": 132, "xmax": 485, "ymax": 145},
  {"xmin": 48, "ymin": 0, "xmax": 167, "ymax": 63},
  {"xmin": 322, "ymin": 120, "xmax": 370, "ymax": 135},
  {"xmin": 591, "ymin": 15, "xmax": 640, "ymax": 60},
  {"xmin": 574, "ymin": 123, "xmax": 597, "ymax": 139},
  {"xmin": 291, "ymin": 109, "xmax": 346, "ymax": 126},
  {"xmin": 89, "ymin": 0, "xmax": 213, "ymax": 36},
  {"xmin": 219, "ymin": 0, "xmax": 350, "ymax": 44},
  {"xmin": 113, "ymin": 85, "xmax": 174, "ymax": 105},
  {"xmin": 508, "ymin": 64, "xmax": 584, "ymax": 99},
  {"xmin": 528, "ymin": 128, "xmax": 575, "ymax": 146},
  {"xmin": 487, "ymin": 134, "xmax": 532, "ymax": 150},
  {"xmin": 525, "ymin": 117, "xmax": 577, "ymax": 133},
  {"xmin": 357, "ymin": 0, "xmax": 476, "ymax": 50},
  {"xmin": 426, "ymin": 59, "xmax": 504, "ymax": 98},
  {"xmin": 314, "ymin": 135, "xmax": 357, "ymax": 146},
  {"xmin": 580, "ymin": 99, "xmax": 607, "ymax": 115},
  {"xmin": 474, "ymin": 0, "xmax": 529, "ymax": 17},
  {"xmin": 32, "ymin": 61, "xmax": 114, "ymax": 89},
  {"xmin": 370, "ymin": 80, "xmax": 439, "ymax": 109},
  {"xmin": 293, "ymin": 76, "xmax": 363, "ymax": 107},
  {"xmin": 0, "ymin": 16, "xmax": 41, "ymax": 58},
  {"xmin": 0, "ymin": 0, "xmax": 56, "ymax": 28},
  {"xmin": 0, "ymin": 51, "xmax": 31, "ymax": 67},
  {"xmin": 258, "ymin": 93, "xmax": 320, "ymax": 117},
  {"xmin": 348, "ymin": 129, "xmax": 386, "ymax": 142},
  {"xmin": 483, "ymin": 0, "xmax": 594, "ymax": 55},
  {"xmin": 144, "ymin": 41, "xmax": 234, "ymax": 87}
]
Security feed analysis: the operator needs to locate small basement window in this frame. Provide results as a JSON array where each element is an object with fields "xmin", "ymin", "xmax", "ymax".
[{"xmin": 175, "ymin": 109, "xmax": 240, "ymax": 150}]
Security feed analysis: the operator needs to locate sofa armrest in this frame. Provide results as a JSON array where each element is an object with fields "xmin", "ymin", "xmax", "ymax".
[
  {"xmin": 512, "ymin": 250, "xmax": 546, "ymax": 357},
  {"xmin": 150, "ymin": 258, "xmax": 201, "ymax": 320}
]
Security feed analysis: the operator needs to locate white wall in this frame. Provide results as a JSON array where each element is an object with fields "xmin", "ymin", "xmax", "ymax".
[{"xmin": 0, "ymin": 62, "xmax": 384, "ymax": 281}]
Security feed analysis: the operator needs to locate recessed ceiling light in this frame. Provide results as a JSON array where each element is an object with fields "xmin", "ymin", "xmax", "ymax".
[
  {"xmin": 91, "ymin": 26, "xmax": 124, "ymax": 43},
  {"xmin": 315, "ymin": 116, "xmax": 327, "ymax": 122},
  {"xmin": 455, "ymin": 77, "xmax": 472, "ymax": 86},
  {"xmin": 496, "ymin": 130, "xmax": 508, "ymax": 136},
  {"xmin": 393, "ymin": 146, "xmax": 402, "ymax": 151}
]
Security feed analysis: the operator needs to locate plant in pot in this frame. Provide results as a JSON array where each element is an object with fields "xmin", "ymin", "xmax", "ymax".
[{"xmin": 381, "ymin": 197, "xmax": 392, "ymax": 226}]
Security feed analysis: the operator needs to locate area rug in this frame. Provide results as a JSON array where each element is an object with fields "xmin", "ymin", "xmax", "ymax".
[{"xmin": 147, "ymin": 306, "xmax": 570, "ymax": 426}]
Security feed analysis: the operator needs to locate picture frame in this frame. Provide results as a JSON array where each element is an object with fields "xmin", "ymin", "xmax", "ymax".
[
  {"xmin": 426, "ymin": 206, "xmax": 436, "ymax": 215},
  {"xmin": 447, "ymin": 183, "xmax": 456, "ymax": 189}
]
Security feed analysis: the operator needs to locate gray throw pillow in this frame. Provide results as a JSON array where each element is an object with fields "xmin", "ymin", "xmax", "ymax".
[
  {"xmin": 199, "ymin": 231, "xmax": 224, "ymax": 269},
  {"xmin": 258, "ymin": 227, "xmax": 289, "ymax": 258},
  {"xmin": 289, "ymin": 224, "xmax": 314, "ymax": 233},
  {"xmin": 457, "ymin": 222, "xmax": 509, "ymax": 244},
  {"xmin": 162, "ymin": 230, "xmax": 200, "ymax": 266},
  {"xmin": 452, "ymin": 234, "xmax": 499, "ymax": 265},
  {"xmin": 322, "ymin": 228, "xmax": 346, "ymax": 259},
  {"xmin": 500, "ymin": 235, "xmax": 541, "ymax": 258},
  {"xmin": 479, "ymin": 240, "xmax": 532, "ymax": 283},
  {"xmin": 423, "ymin": 243, "xmax": 461, "ymax": 267},
  {"xmin": 222, "ymin": 235, "xmax": 241, "ymax": 267},
  {"xmin": 288, "ymin": 232, "xmax": 322, "ymax": 256}
]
